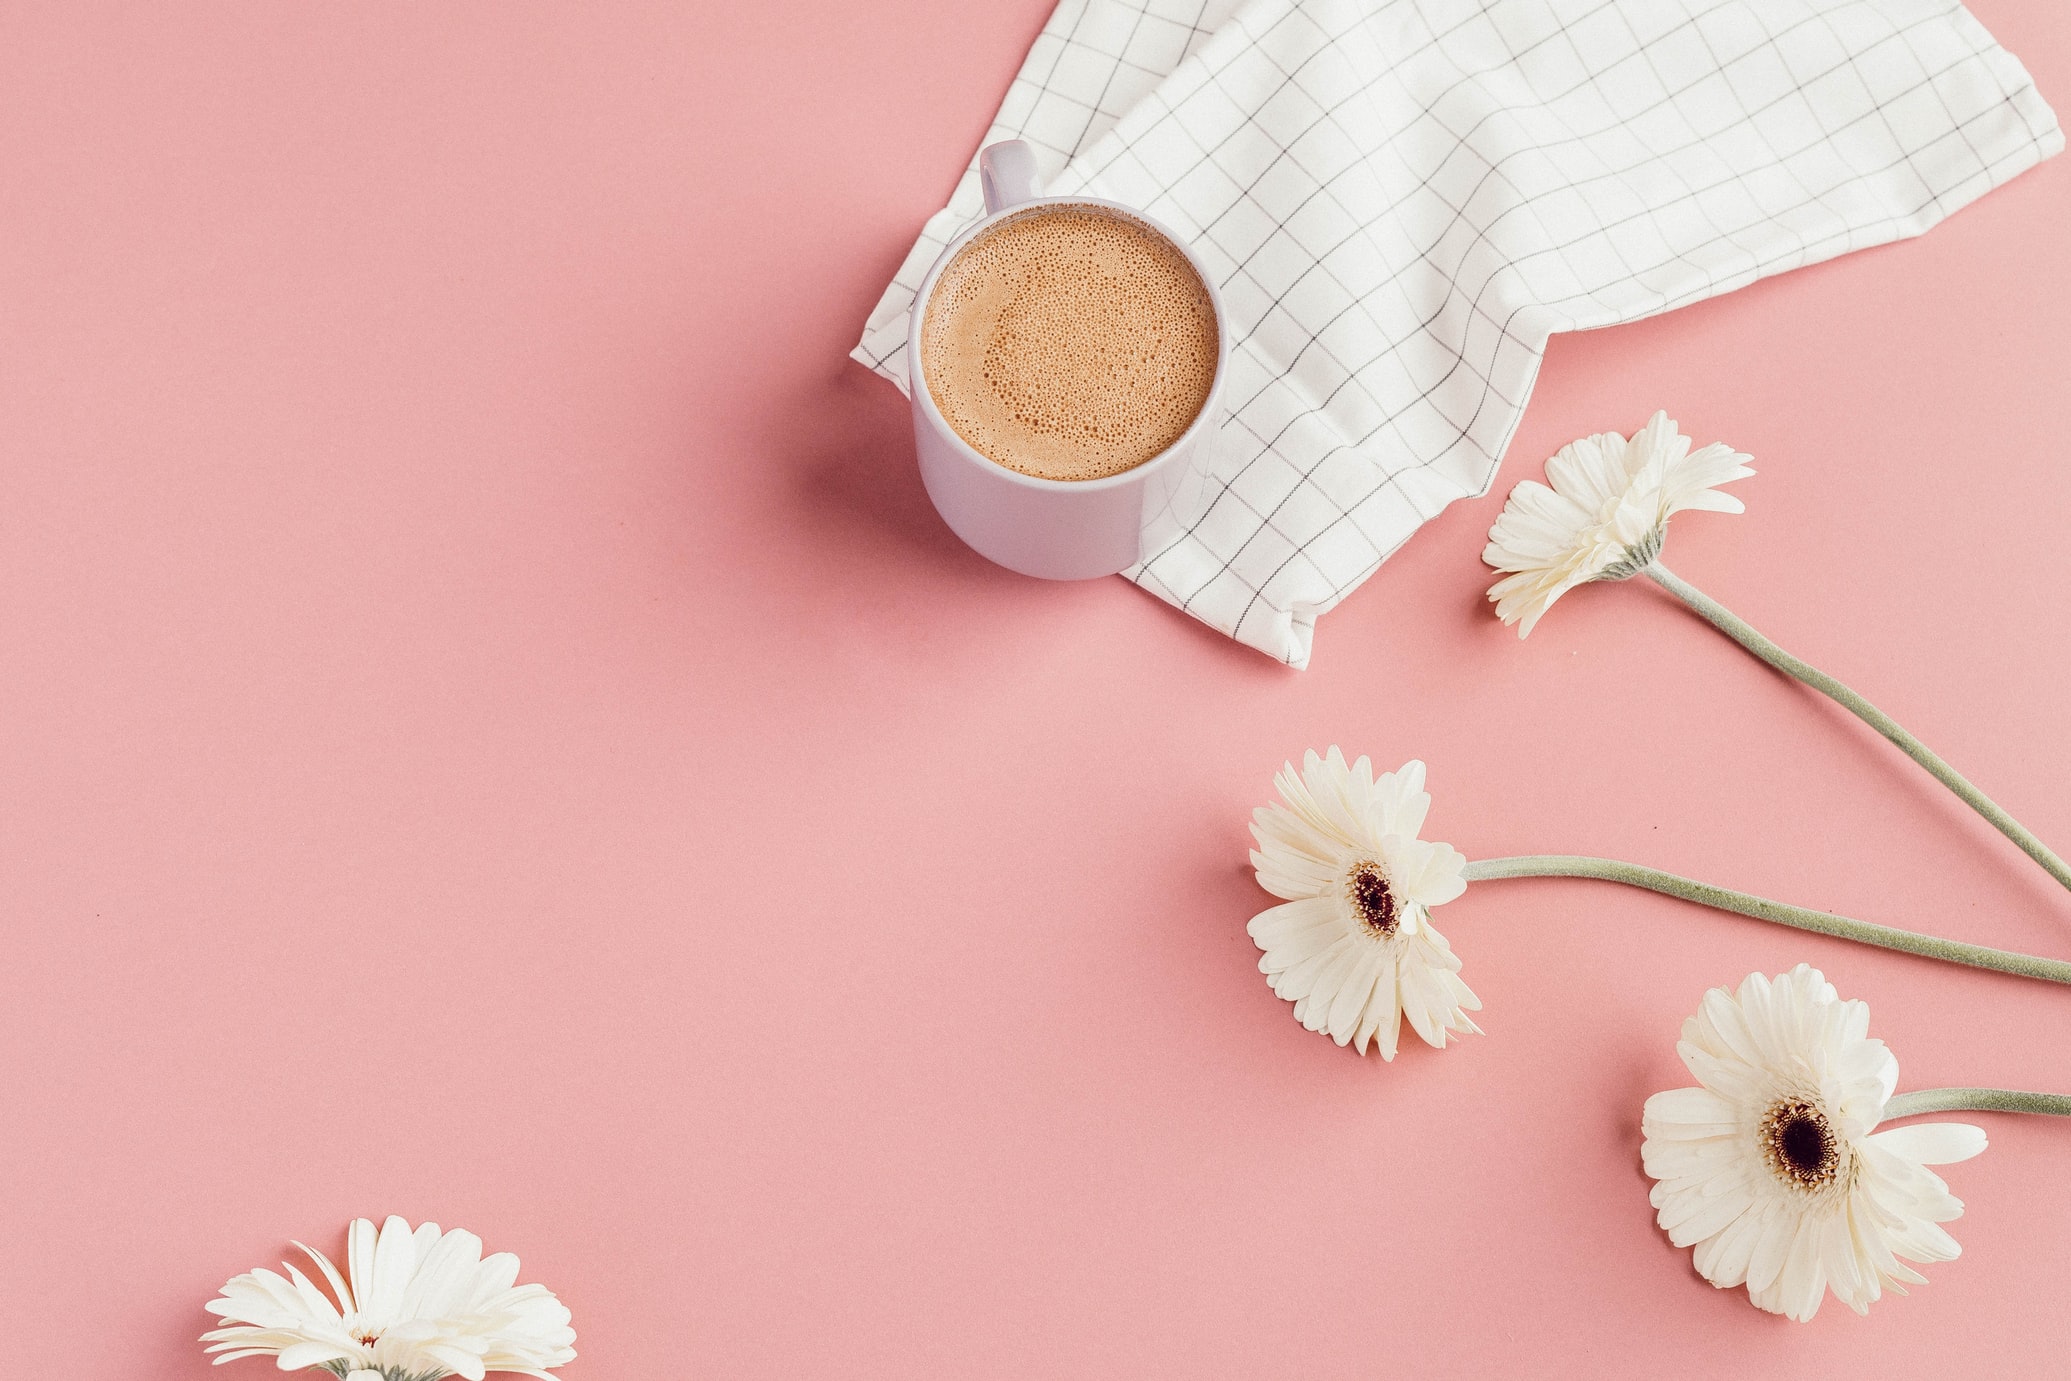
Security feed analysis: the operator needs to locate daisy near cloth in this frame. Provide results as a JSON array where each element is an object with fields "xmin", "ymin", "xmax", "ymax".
[
  {"xmin": 854, "ymin": 0, "xmax": 2061, "ymax": 666},
  {"xmin": 1483, "ymin": 412, "xmax": 2071, "ymax": 896}
]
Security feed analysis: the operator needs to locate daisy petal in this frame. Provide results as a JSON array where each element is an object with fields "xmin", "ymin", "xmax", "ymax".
[{"xmin": 1868, "ymin": 1121, "xmax": 1988, "ymax": 1166}]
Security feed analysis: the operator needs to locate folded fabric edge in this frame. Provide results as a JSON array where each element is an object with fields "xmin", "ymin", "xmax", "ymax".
[{"xmin": 849, "ymin": 341, "xmax": 911, "ymax": 397}]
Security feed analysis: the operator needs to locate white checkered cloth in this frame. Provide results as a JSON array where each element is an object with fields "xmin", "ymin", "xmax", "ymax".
[{"xmin": 854, "ymin": 0, "xmax": 2059, "ymax": 667}]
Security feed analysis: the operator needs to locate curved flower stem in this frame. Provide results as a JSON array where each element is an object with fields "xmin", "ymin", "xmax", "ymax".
[
  {"xmin": 1461, "ymin": 854, "xmax": 2071, "ymax": 985},
  {"xmin": 1883, "ymin": 1087, "xmax": 2071, "ymax": 1120},
  {"xmin": 1644, "ymin": 562, "xmax": 2071, "ymax": 896}
]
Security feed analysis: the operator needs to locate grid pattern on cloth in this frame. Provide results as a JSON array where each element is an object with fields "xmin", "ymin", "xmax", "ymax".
[{"xmin": 854, "ymin": 0, "xmax": 2060, "ymax": 667}]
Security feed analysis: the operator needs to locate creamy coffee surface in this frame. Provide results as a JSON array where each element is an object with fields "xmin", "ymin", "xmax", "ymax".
[{"xmin": 920, "ymin": 206, "xmax": 1218, "ymax": 482}]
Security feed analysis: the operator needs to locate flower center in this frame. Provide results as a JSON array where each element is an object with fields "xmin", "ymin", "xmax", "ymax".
[
  {"xmin": 1759, "ymin": 1098, "xmax": 1839, "ymax": 1190},
  {"xmin": 1345, "ymin": 860, "xmax": 1399, "ymax": 937},
  {"xmin": 353, "ymin": 1330, "xmax": 382, "ymax": 1349}
]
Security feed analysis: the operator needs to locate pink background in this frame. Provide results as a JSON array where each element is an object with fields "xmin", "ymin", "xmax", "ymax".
[{"xmin": 3, "ymin": 2, "xmax": 2068, "ymax": 1376}]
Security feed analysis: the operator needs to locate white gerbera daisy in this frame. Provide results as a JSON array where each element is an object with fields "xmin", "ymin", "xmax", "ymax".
[
  {"xmin": 1642, "ymin": 965, "xmax": 1987, "ymax": 1321},
  {"xmin": 1247, "ymin": 748, "xmax": 1481, "ymax": 1058},
  {"xmin": 203, "ymin": 1216, "xmax": 577, "ymax": 1380},
  {"xmin": 1483, "ymin": 410, "xmax": 1754, "ymax": 636}
]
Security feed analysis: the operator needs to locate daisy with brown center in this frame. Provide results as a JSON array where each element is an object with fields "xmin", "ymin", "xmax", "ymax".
[
  {"xmin": 1643, "ymin": 965, "xmax": 2071, "ymax": 1320},
  {"xmin": 1245, "ymin": 750, "xmax": 2071, "ymax": 1059},
  {"xmin": 1643, "ymin": 965, "xmax": 1975, "ymax": 1320},
  {"xmin": 1247, "ymin": 748, "xmax": 1480, "ymax": 1058}
]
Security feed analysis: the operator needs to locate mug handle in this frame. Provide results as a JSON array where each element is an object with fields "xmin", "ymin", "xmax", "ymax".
[{"xmin": 979, "ymin": 140, "xmax": 1042, "ymax": 215}]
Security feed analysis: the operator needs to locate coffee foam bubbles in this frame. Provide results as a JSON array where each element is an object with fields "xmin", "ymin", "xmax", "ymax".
[{"xmin": 920, "ymin": 206, "xmax": 1218, "ymax": 482}]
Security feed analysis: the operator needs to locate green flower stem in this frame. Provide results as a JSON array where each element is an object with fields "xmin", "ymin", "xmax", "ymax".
[
  {"xmin": 1461, "ymin": 854, "xmax": 2071, "ymax": 985},
  {"xmin": 1645, "ymin": 561, "xmax": 2071, "ymax": 896},
  {"xmin": 1883, "ymin": 1087, "xmax": 2071, "ymax": 1120}
]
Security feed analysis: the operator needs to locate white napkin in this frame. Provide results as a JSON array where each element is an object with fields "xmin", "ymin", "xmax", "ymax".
[{"xmin": 855, "ymin": 0, "xmax": 2059, "ymax": 667}]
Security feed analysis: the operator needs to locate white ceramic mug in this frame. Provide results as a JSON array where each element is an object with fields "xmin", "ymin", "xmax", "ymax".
[{"xmin": 906, "ymin": 141, "xmax": 1229, "ymax": 581}]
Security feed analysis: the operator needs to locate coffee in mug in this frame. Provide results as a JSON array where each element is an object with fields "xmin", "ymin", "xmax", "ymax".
[{"xmin": 918, "ymin": 205, "xmax": 1219, "ymax": 483}]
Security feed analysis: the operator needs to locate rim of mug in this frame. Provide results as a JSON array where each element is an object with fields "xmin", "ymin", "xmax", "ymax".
[{"xmin": 906, "ymin": 196, "xmax": 1230, "ymax": 495}]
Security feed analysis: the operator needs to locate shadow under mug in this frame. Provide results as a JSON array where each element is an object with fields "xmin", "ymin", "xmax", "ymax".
[{"xmin": 905, "ymin": 140, "xmax": 1230, "ymax": 581}]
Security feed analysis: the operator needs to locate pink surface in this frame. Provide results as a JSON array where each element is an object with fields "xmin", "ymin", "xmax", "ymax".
[{"xmin": 2, "ymin": 2, "xmax": 2068, "ymax": 1376}]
